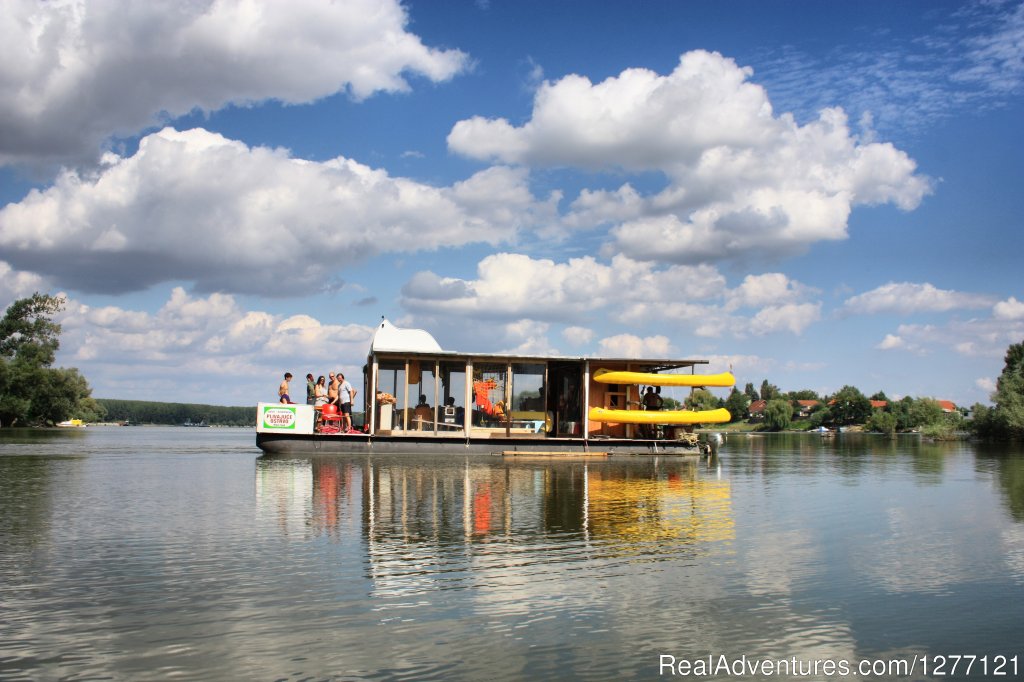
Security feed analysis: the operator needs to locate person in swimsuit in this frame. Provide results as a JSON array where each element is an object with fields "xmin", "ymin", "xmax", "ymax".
[{"xmin": 279, "ymin": 373, "xmax": 293, "ymax": 403}]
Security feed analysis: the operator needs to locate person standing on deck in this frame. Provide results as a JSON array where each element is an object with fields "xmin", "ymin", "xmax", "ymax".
[
  {"xmin": 305, "ymin": 373, "xmax": 316, "ymax": 405},
  {"xmin": 279, "ymin": 373, "xmax": 293, "ymax": 404},
  {"xmin": 328, "ymin": 373, "xmax": 340, "ymax": 407},
  {"xmin": 338, "ymin": 372, "xmax": 357, "ymax": 432}
]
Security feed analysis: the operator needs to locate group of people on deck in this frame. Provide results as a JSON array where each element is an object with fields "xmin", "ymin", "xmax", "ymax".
[{"xmin": 277, "ymin": 371, "xmax": 358, "ymax": 432}]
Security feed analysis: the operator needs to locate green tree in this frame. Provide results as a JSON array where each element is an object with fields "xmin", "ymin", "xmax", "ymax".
[
  {"xmin": 890, "ymin": 396, "xmax": 915, "ymax": 431},
  {"xmin": 808, "ymin": 406, "xmax": 833, "ymax": 429},
  {"xmin": 867, "ymin": 409, "xmax": 897, "ymax": 437},
  {"xmin": 974, "ymin": 340, "xmax": 1024, "ymax": 439},
  {"xmin": 828, "ymin": 385, "xmax": 872, "ymax": 426},
  {"xmin": 724, "ymin": 387, "xmax": 750, "ymax": 423},
  {"xmin": 661, "ymin": 396, "xmax": 683, "ymax": 410},
  {"xmin": 763, "ymin": 399, "xmax": 793, "ymax": 431},
  {"xmin": 760, "ymin": 379, "xmax": 780, "ymax": 401},
  {"xmin": 0, "ymin": 293, "xmax": 103, "ymax": 426},
  {"xmin": 0, "ymin": 293, "xmax": 63, "ymax": 364},
  {"xmin": 685, "ymin": 388, "xmax": 721, "ymax": 411},
  {"xmin": 743, "ymin": 382, "xmax": 759, "ymax": 402},
  {"xmin": 870, "ymin": 391, "xmax": 889, "ymax": 402},
  {"xmin": 908, "ymin": 398, "xmax": 945, "ymax": 428},
  {"xmin": 784, "ymin": 389, "xmax": 820, "ymax": 401}
]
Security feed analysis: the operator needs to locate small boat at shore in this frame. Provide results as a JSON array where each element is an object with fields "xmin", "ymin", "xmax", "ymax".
[
  {"xmin": 56, "ymin": 419, "xmax": 85, "ymax": 428},
  {"xmin": 256, "ymin": 320, "xmax": 733, "ymax": 457}
]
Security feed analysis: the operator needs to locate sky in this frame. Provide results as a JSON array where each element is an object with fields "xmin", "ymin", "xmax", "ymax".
[{"xmin": 1, "ymin": 0, "xmax": 1022, "ymax": 408}]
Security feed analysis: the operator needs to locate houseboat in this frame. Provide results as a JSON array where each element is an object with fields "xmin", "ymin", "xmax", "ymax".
[{"xmin": 256, "ymin": 320, "xmax": 734, "ymax": 456}]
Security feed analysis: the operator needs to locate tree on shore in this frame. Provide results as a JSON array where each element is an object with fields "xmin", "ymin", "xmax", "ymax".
[
  {"xmin": 0, "ymin": 293, "xmax": 105, "ymax": 426},
  {"xmin": 827, "ymin": 385, "xmax": 872, "ymax": 426},
  {"xmin": 685, "ymin": 388, "xmax": 722, "ymax": 411},
  {"xmin": 973, "ymin": 340, "xmax": 1024, "ymax": 440},
  {"xmin": 724, "ymin": 388, "xmax": 750, "ymax": 422},
  {"xmin": 760, "ymin": 379, "xmax": 780, "ymax": 401},
  {"xmin": 763, "ymin": 399, "xmax": 793, "ymax": 431}
]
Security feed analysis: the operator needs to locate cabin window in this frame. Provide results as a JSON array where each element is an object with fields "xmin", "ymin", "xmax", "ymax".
[
  {"xmin": 376, "ymin": 361, "xmax": 406, "ymax": 432},
  {"xmin": 472, "ymin": 362, "xmax": 507, "ymax": 428},
  {"xmin": 439, "ymin": 361, "xmax": 467, "ymax": 433},
  {"xmin": 408, "ymin": 360, "xmax": 437, "ymax": 433},
  {"xmin": 510, "ymin": 363, "xmax": 545, "ymax": 432}
]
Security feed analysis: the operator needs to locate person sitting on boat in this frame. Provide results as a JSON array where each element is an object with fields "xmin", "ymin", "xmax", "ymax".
[{"xmin": 279, "ymin": 373, "xmax": 293, "ymax": 404}]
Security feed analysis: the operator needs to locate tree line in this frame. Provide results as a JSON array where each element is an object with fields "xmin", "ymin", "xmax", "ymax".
[
  {"xmin": 685, "ymin": 346, "xmax": 1024, "ymax": 440},
  {"xmin": 96, "ymin": 399, "xmax": 254, "ymax": 426}
]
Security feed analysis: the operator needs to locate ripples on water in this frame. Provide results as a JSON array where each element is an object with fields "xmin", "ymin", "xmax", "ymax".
[{"xmin": 2, "ymin": 427, "xmax": 1023, "ymax": 680}]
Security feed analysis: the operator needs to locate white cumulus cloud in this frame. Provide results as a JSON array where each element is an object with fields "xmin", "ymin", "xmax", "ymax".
[
  {"xmin": 843, "ymin": 282, "xmax": 993, "ymax": 315},
  {"xmin": 994, "ymin": 296, "xmax": 1024, "ymax": 320},
  {"xmin": 0, "ymin": 0, "xmax": 469, "ymax": 166},
  {"xmin": 400, "ymin": 253, "xmax": 725, "ymax": 321},
  {"xmin": 449, "ymin": 50, "xmax": 931, "ymax": 264},
  {"xmin": 0, "ymin": 128, "xmax": 543, "ymax": 295},
  {"xmin": 597, "ymin": 333, "xmax": 673, "ymax": 358},
  {"xmin": 55, "ymin": 287, "xmax": 374, "ymax": 403}
]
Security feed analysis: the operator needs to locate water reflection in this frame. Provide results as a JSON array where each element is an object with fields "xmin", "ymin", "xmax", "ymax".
[
  {"xmin": 256, "ymin": 455, "xmax": 733, "ymax": 557},
  {"xmin": 975, "ymin": 444, "xmax": 1024, "ymax": 522},
  {"xmin": 6, "ymin": 430, "xmax": 1024, "ymax": 680}
]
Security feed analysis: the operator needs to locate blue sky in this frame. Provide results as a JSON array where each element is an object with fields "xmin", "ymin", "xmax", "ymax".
[{"xmin": 1, "ymin": 0, "xmax": 1022, "ymax": 408}]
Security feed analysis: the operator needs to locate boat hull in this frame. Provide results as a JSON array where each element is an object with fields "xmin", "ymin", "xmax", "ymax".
[
  {"xmin": 256, "ymin": 432, "xmax": 712, "ymax": 456},
  {"xmin": 589, "ymin": 406, "xmax": 731, "ymax": 425},
  {"xmin": 593, "ymin": 369, "xmax": 735, "ymax": 387}
]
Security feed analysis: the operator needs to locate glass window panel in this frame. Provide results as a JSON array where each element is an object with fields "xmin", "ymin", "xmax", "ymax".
[
  {"xmin": 376, "ymin": 361, "xmax": 406, "ymax": 431},
  {"xmin": 511, "ymin": 363, "xmax": 545, "ymax": 431},
  {"xmin": 472, "ymin": 362, "xmax": 507, "ymax": 427},
  {"xmin": 439, "ymin": 361, "xmax": 467, "ymax": 432},
  {"xmin": 408, "ymin": 360, "xmax": 436, "ymax": 433}
]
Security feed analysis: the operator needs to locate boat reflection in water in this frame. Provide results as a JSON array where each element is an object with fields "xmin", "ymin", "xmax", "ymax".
[{"xmin": 256, "ymin": 455, "xmax": 732, "ymax": 594}]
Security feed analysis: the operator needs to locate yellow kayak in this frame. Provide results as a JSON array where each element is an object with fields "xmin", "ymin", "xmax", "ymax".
[
  {"xmin": 593, "ymin": 368, "xmax": 735, "ymax": 387},
  {"xmin": 589, "ymin": 406, "xmax": 731, "ymax": 425}
]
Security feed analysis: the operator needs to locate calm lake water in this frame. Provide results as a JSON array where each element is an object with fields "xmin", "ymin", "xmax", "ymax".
[{"xmin": 2, "ymin": 427, "xmax": 1023, "ymax": 681}]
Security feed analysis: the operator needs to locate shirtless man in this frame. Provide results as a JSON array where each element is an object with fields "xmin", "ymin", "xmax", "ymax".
[
  {"xmin": 328, "ymin": 373, "xmax": 340, "ymax": 407},
  {"xmin": 279, "ymin": 373, "xmax": 293, "ymax": 403}
]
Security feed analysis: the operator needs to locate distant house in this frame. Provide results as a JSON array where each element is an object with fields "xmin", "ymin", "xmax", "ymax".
[
  {"xmin": 937, "ymin": 400, "xmax": 957, "ymax": 413},
  {"xmin": 794, "ymin": 400, "xmax": 820, "ymax": 417},
  {"xmin": 870, "ymin": 400, "xmax": 888, "ymax": 410},
  {"xmin": 748, "ymin": 399, "xmax": 767, "ymax": 419}
]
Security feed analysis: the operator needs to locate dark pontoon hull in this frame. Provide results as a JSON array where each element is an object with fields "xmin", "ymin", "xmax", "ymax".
[{"xmin": 256, "ymin": 432, "xmax": 713, "ymax": 457}]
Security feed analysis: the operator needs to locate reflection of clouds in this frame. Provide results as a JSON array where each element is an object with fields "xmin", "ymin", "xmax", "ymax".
[
  {"xmin": 744, "ymin": 529, "xmax": 819, "ymax": 596},
  {"xmin": 763, "ymin": 612, "xmax": 859, "ymax": 673},
  {"xmin": 1004, "ymin": 526, "xmax": 1024, "ymax": 584},
  {"xmin": 859, "ymin": 507, "xmax": 970, "ymax": 595}
]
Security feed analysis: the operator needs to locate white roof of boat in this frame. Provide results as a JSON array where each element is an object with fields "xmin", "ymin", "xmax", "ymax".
[
  {"xmin": 370, "ymin": 319, "xmax": 443, "ymax": 353},
  {"xmin": 368, "ymin": 320, "xmax": 710, "ymax": 367}
]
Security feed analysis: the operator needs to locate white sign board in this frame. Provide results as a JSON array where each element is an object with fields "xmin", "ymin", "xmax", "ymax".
[{"xmin": 256, "ymin": 402, "xmax": 315, "ymax": 434}]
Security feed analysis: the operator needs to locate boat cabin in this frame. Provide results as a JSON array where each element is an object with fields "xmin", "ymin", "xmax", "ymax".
[{"xmin": 364, "ymin": 320, "xmax": 713, "ymax": 440}]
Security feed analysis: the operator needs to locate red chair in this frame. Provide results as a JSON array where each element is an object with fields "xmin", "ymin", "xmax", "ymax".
[{"xmin": 319, "ymin": 404, "xmax": 343, "ymax": 434}]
